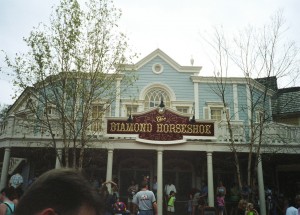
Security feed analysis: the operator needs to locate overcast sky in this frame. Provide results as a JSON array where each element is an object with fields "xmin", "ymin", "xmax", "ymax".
[{"xmin": 1, "ymin": 0, "xmax": 300, "ymax": 105}]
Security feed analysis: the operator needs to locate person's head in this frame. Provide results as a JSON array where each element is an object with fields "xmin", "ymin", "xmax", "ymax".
[
  {"xmin": 295, "ymin": 194, "xmax": 300, "ymax": 207},
  {"xmin": 247, "ymin": 203, "xmax": 254, "ymax": 210},
  {"xmin": 169, "ymin": 191, "xmax": 175, "ymax": 196},
  {"xmin": 99, "ymin": 184, "xmax": 109, "ymax": 197},
  {"xmin": 0, "ymin": 187, "xmax": 17, "ymax": 201},
  {"xmin": 140, "ymin": 180, "xmax": 148, "ymax": 189},
  {"xmin": 15, "ymin": 168, "xmax": 102, "ymax": 215},
  {"xmin": 131, "ymin": 179, "xmax": 136, "ymax": 185},
  {"xmin": 238, "ymin": 199, "xmax": 248, "ymax": 210}
]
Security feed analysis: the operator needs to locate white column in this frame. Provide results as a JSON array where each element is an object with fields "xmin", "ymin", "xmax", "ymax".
[
  {"xmin": 233, "ymin": 84, "xmax": 239, "ymax": 120},
  {"xmin": 115, "ymin": 79, "xmax": 121, "ymax": 117},
  {"xmin": 106, "ymin": 149, "xmax": 114, "ymax": 192},
  {"xmin": 0, "ymin": 148, "xmax": 11, "ymax": 190},
  {"xmin": 157, "ymin": 150, "xmax": 163, "ymax": 215},
  {"xmin": 55, "ymin": 148, "xmax": 63, "ymax": 169},
  {"xmin": 207, "ymin": 151, "xmax": 214, "ymax": 207},
  {"xmin": 257, "ymin": 154, "xmax": 266, "ymax": 215},
  {"xmin": 194, "ymin": 82, "xmax": 199, "ymax": 119},
  {"xmin": 246, "ymin": 85, "xmax": 252, "ymax": 125}
]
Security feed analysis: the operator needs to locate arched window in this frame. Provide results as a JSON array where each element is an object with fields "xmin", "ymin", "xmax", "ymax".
[{"xmin": 144, "ymin": 88, "xmax": 171, "ymax": 110}]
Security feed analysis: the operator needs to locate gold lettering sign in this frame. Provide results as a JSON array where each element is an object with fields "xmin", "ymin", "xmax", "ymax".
[{"xmin": 107, "ymin": 109, "xmax": 214, "ymax": 141}]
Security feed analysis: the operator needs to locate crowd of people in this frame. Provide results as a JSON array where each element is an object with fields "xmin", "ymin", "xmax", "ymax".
[{"xmin": 1, "ymin": 171, "xmax": 300, "ymax": 215}]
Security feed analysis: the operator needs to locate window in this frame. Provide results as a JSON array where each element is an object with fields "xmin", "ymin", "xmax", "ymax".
[
  {"xmin": 152, "ymin": 63, "xmax": 164, "ymax": 74},
  {"xmin": 255, "ymin": 111, "xmax": 264, "ymax": 123},
  {"xmin": 176, "ymin": 106, "xmax": 189, "ymax": 114},
  {"xmin": 44, "ymin": 105, "xmax": 56, "ymax": 116},
  {"xmin": 144, "ymin": 88, "xmax": 170, "ymax": 110},
  {"xmin": 210, "ymin": 107, "xmax": 223, "ymax": 121},
  {"xmin": 203, "ymin": 105, "xmax": 229, "ymax": 121},
  {"xmin": 126, "ymin": 105, "xmax": 138, "ymax": 117},
  {"xmin": 90, "ymin": 105, "xmax": 110, "ymax": 132}
]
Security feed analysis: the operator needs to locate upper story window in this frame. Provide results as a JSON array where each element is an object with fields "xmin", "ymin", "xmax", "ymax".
[
  {"xmin": 126, "ymin": 105, "xmax": 138, "ymax": 117},
  {"xmin": 144, "ymin": 88, "xmax": 170, "ymax": 110},
  {"xmin": 90, "ymin": 104, "xmax": 110, "ymax": 132},
  {"xmin": 44, "ymin": 105, "xmax": 56, "ymax": 116},
  {"xmin": 255, "ymin": 110, "xmax": 265, "ymax": 123},
  {"xmin": 203, "ymin": 102, "xmax": 229, "ymax": 121},
  {"xmin": 152, "ymin": 63, "xmax": 164, "ymax": 74},
  {"xmin": 176, "ymin": 106, "xmax": 189, "ymax": 114},
  {"xmin": 210, "ymin": 107, "xmax": 223, "ymax": 121}
]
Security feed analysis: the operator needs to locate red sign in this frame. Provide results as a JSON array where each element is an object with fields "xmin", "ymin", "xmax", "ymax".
[{"xmin": 107, "ymin": 108, "xmax": 214, "ymax": 142}]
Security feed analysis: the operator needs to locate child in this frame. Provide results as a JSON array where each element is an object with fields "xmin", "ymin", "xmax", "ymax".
[
  {"xmin": 216, "ymin": 193, "xmax": 225, "ymax": 215},
  {"xmin": 167, "ymin": 191, "xmax": 176, "ymax": 214},
  {"xmin": 237, "ymin": 199, "xmax": 248, "ymax": 215},
  {"xmin": 245, "ymin": 202, "xmax": 259, "ymax": 215}
]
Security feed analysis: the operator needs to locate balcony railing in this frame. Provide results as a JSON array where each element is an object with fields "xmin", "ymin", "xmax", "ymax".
[{"xmin": 1, "ymin": 118, "xmax": 300, "ymax": 146}]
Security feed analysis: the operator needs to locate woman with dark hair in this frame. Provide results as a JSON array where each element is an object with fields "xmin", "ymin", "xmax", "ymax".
[
  {"xmin": 14, "ymin": 168, "xmax": 102, "ymax": 215},
  {"xmin": 0, "ymin": 187, "xmax": 17, "ymax": 215},
  {"xmin": 127, "ymin": 179, "xmax": 138, "ymax": 213},
  {"xmin": 99, "ymin": 184, "xmax": 116, "ymax": 215}
]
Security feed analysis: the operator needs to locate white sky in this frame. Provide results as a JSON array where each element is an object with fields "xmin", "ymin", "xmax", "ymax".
[{"xmin": 1, "ymin": 0, "xmax": 300, "ymax": 105}]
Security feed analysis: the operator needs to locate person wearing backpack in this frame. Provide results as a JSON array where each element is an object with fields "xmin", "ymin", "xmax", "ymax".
[{"xmin": 0, "ymin": 187, "xmax": 17, "ymax": 215}]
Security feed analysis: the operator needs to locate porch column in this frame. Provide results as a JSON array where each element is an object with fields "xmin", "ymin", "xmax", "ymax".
[
  {"xmin": 0, "ymin": 148, "xmax": 11, "ymax": 190},
  {"xmin": 55, "ymin": 148, "xmax": 63, "ymax": 169},
  {"xmin": 206, "ymin": 151, "xmax": 214, "ymax": 207},
  {"xmin": 257, "ymin": 154, "xmax": 266, "ymax": 215},
  {"xmin": 106, "ymin": 149, "xmax": 114, "ymax": 192},
  {"xmin": 157, "ymin": 149, "xmax": 163, "ymax": 215},
  {"xmin": 115, "ymin": 78, "xmax": 121, "ymax": 117},
  {"xmin": 194, "ymin": 82, "xmax": 199, "ymax": 118}
]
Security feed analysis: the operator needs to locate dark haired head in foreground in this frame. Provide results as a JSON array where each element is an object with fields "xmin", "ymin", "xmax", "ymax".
[{"xmin": 15, "ymin": 168, "xmax": 102, "ymax": 215}]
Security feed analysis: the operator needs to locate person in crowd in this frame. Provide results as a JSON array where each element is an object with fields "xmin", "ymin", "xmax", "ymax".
[
  {"xmin": 229, "ymin": 183, "xmax": 240, "ymax": 215},
  {"xmin": 191, "ymin": 188, "xmax": 201, "ymax": 215},
  {"xmin": 200, "ymin": 182, "xmax": 208, "ymax": 206},
  {"xmin": 237, "ymin": 199, "xmax": 248, "ymax": 215},
  {"xmin": 0, "ymin": 187, "xmax": 17, "ymax": 215},
  {"xmin": 216, "ymin": 192, "xmax": 225, "ymax": 215},
  {"xmin": 143, "ymin": 175, "xmax": 151, "ymax": 190},
  {"xmin": 164, "ymin": 179, "xmax": 176, "ymax": 197},
  {"xmin": 99, "ymin": 184, "xmax": 116, "ymax": 215},
  {"xmin": 187, "ymin": 191, "xmax": 193, "ymax": 215},
  {"xmin": 245, "ymin": 202, "xmax": 259, "ymax": 215},
  {"xmin": 14, "ymin": 168, "xmax": 102, "ymax": 215},
  {"xmin": 286, "ymin": 195, "xmax": 300, "ymax": 215},
  {"xmin": 127, "ymin": 179, "xmax": 138, "ymax": 213},
  {"xmin": 102, "ymin": 178, "xmax": 119, "ymax": 200},
  {"xmin": 132, "ymin": 180, "xmax": 157, "ymax": 215},
  {"xmin": 152, "ymin": 176, "xmax": 157, "ymax": 198},
  {"xmin": 164, "ymin": 178, "xmax": 177, "ymax": 211},
  {"xmin": 167, "ymin": 190, "xmax": 176, "ymax": 215},
  {"xmin": 241, "ymin": 181, "xmax": 251, "ymax": 200},
  {"xmin": 216, "ymin": 181, "xmax": 226, "ymax": 197},
  {"xmin": 9, "ymin": 171, "xmax": 23, "ymax": 198}
]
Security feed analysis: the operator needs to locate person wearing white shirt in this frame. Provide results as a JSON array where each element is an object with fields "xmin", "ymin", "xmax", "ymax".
[
  {"xmin": 164, "ymin": 179, "xmax": 176, "ymax": 196},
  {"xmin": 286, "ymin": 195, "xmax": 300, "ymax": 215}
]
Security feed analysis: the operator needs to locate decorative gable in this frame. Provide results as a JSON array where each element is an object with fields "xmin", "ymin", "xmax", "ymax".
[{"xmin": 123, "ymin": 49, "xmax": 202, "ymax": 74}]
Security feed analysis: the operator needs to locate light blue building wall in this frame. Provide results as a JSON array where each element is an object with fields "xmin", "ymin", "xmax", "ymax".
[
  {"xmin": 198, "ymin": 83, "xmax": 234, "ymax": 119},
  {"xmin": 121, "ymin": 56, "xmax": 194, "ymax": 101}
]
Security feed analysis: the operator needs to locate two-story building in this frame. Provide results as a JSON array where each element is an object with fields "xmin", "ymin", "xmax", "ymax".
[{"xmin": 1, "ymin": 49, "xmax": 299, "ymax": 214}]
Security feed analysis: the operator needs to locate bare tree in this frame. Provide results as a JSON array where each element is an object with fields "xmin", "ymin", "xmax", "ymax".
[
  {"xmin": 201, "ymin": 11, "xmax": 299, "ymax": 194},
  {"xmin": 4, "ymin": 0, "xmax": 137, "ymax": 168}
]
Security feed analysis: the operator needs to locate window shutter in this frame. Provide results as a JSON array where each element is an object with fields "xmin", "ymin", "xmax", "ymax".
[
  {"xmin": 203, "ymin": 107, "xmax": 209, "ymax": 119},
  {"xmin": 222, "ymin": 108, "xmax": 230, "ymax": 120}
]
